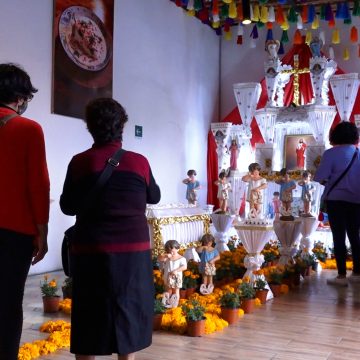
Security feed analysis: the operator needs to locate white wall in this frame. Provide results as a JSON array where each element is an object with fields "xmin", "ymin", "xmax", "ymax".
[
  {"xmin": 220, "ymin": 19, "xmax": 360, "ymax": 118},
  {"xmin": 0, "ymin": 0, "xmax": 220, "ymax": 274}
]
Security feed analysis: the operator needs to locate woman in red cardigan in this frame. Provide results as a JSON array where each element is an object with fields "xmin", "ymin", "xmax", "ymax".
[{"xmin": 0, "ymin": 63, "xmax": 50, "ymax": 360}]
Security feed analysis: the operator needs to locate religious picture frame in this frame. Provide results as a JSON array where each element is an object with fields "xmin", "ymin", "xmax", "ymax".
[
  {"xmin": 284, "ymin": 134, "xmax": 316, "ymax": 171},
  {"xmin": 52, "ymin": 0, "xmax": 114, "ymax": 119}
]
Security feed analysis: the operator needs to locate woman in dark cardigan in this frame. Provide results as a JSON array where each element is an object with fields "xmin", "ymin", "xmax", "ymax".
[{"xmin": 60, "ymin": 98, "xmax": 161, "ymax": 360}]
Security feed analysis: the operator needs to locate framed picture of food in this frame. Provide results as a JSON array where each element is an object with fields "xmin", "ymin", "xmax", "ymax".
[{"xmin": 52, "ymin": 0, "xmax": 114, "ymax": 119}]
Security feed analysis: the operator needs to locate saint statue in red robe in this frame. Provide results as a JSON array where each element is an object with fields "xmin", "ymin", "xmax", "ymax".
[{"xmin": 229, "ymin": 139, "xmax": 239, "ymax": 170}]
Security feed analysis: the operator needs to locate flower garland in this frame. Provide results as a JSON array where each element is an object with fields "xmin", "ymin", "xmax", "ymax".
[
  {"xmin": 59, "ymin": 298, "xmax": 72, "ymax": 314},
  {"xmin": 18, "ymin": 320, "xmax": 70, "ymax": 360},
  {"xmin": 320, "ymin": 259, "xmax": 353, "ymax": 270}
]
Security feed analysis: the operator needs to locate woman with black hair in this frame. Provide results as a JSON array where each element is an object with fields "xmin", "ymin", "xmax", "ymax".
[
  {"xmin": 0, "ymin": 63, "xmax": 50, "ymax": 360},
  {"xmin": 60, "ymin": 98, "xmax": 160, "ymax": 360},
  {"xmin": 314, "ymin": 121, "xmax": 360, "ymax": 286}
]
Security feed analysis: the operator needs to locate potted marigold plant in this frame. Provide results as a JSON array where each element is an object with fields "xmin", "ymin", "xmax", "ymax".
[
  {"xmin": 181, "ymin": 299, "xmax": 206, "ymax": 337},
  {"xmin": 62, "ymin": 277, "xmax": 72, "ymax": 299},
  {"xmin": 219, "ymin": 290, "xmax": 240, "ymax": 324},
  {"xmin": 253, "ymin": 275, "xmax": 268, "ymax": 304},
  {"xmin": 265, "ymin": 267, "xmax": 284, "ymax": 297},
  {"xmin": 238, "ymin": 279, "xmax": 256, "ymax": 314},
  {"xmin": 153, "ymin": 298, "xmax": 166, "ymax": 331},
  {"xmin": 40, "ymin": 275, "xmax": 60, "ymax": 313},
  {"xmin": 182, "ymin": 269, "xmax": 200, "ymax": 298}
]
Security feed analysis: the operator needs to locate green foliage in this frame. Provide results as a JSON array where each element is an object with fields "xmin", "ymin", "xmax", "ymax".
[
  {"xmin": 40, "ymin": 276, "xmax": 59, "ymax": 297},
  {"xmin": 238, "ymin": 281, "xmax": 256, "ymax": 300},
  {"xmin": 154, "ymin": 298, "xmax": 166, "ymax": 315},
  {"xmin": 182, "ymin": 299, "xmax": 206, "ymax": 321},
  {"xmin": 254, "ymin": 277, "xmax": 267, "ymax": 291},
  {"xmin": 219, "ymin": 291, "xmax": 240, "ymax": 309},
  {"xmin": 266, "ymin": 268, "xmax": 284, "ymax": 285},
  {"xmin": 312, "ymin": 241, "xmax": 328, "ymax": 262}
]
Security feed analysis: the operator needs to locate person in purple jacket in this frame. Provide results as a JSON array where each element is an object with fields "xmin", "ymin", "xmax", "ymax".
[{"xmin": 314, "ymin": 121, "xmax": 360, "ymax": 287}]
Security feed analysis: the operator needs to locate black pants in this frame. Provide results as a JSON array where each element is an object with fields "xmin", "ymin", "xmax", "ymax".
[
  {"xmin": 0, "ymin": 228, "xmax": 33, "ymax": 360},
  {"xmin": 327, "ymin": 201, "xmax": 360, "ymax": 276}
]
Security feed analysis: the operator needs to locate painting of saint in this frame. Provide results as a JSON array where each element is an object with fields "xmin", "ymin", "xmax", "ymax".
[{"xmin": 284, "ymin": 135, "xmax": 315, "ymax": 171}]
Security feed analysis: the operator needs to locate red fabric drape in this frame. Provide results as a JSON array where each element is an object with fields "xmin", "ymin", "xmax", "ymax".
[
  {"xmin": 207, "ymin": 41, "xmax": 360, "ymax": 205},
  {"xmin": 206, "ymin": 130, "xmax": 219, "ymax": 208}
]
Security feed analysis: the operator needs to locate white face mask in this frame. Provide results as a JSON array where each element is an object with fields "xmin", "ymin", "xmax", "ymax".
[{"xmin": 17, "ymin": 100, "xmax": 28, "ymax": 115}]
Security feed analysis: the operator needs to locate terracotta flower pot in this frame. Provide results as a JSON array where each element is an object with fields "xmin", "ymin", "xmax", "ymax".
[
  {"xmin": 187, "ymin": 319, "xmax": 206, "ymax": 337},
  {"xmin": 255, "ymin": 289, "xmax": 269, "ymax": 304},
  {"xmin": 42, "ymin": 296, "xmax": 60, "ymax": 313},
  {"xmin": 180, "ymin": 289, "xmax": 187, "ymax": 299},
  {"xmin": 269, "ymin": 283, "xmax": 282, "ymax": 297},
  {"xmin": 220, "ymin": 307, "xmax": 239, "ymax": 325},
  {"xmin": 282, "ymin": 277, "xmax": 292, "ymax": 288},
  {"xmin": 153, "ymin": 313, "xmax": 163, "ymax": 331},
  {"xmin": 241, "ymin": 298, "xmax": 255, "ymax": 314},
  {"xmin": 186, "ymin": 288, "xmax": 196, "ymax": 298}
]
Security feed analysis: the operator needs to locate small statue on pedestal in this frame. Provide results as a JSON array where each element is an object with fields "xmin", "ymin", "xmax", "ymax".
[
  {"xmin": 229, "ymin": 138, "xmax": 240, "ymax": 171},
  {"xmin": 272, "ymin": 191, "xmax": 281, "ymax": 219},
  {"xmin": 196, "ymin": 234, "xmax": 220, "ymax": 295},
  {"xmin": 275, "ymin": 168, "xmax": 297, "ymax": 221},
  {"xmin": 157, "ymin": 240, "xmax": 187, "ymax": 308},
  {"xmin": 182, "ymin": 169, "xmax": 201, "ymax": 206},
  {"xmin": 242, "ymin": 163, "xmax": 267, "ymax": 218},
  {"xmin": 214, "ymin": 170, "xmax": 232, "ymax": 212},
  {"xmin": 298, "ymin": 171, "xmax": 315, "ymax": 217},
  {"xmin": 309, "ymin": 36, "xmax": 323, "ymax": 58}
]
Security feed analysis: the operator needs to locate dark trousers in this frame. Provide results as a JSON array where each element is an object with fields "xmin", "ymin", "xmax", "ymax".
[
  {"xmin": 0, "ymin": 228, "xmax": 33, "ymax": 360},
  {"xmin": 327, "ymin": 201, "xmax": 360, "ymax": 276}
]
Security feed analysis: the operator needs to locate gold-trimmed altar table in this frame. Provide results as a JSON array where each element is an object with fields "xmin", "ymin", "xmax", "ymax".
[{"xmin": 147, "ymin": 204, "xmax": 210, "ymax": 256}]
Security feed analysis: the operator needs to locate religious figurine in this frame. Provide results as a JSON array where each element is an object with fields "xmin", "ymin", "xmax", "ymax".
[
  {"xmin": 158, "ymin": 240, "xmax": 187, "ymax": 308},
  {"xmin": 275, "ymin": 168, "xmax": 297, "ymax": 221},
  {"xmin": 296, "ymin": 138, "xmax": 307, "ymax": 169},
  {"xmin": 298, "ymin": 171, "xmax": 315, "ymax": 217},
  {"xmin": 229, "ymin": 138, "xmax": 240, "ymax": 171},
  {"xmin": 182, "ymin": 169, "xmax": 201, "ymax": 205},
  {"xmin": 214, "ymin": 170, "xmax": 231, "ymax": 212},
  {"xmin": 242, "ymin": 163, "xmax": 268, "ymax": 218},
  {"xmin": 265, "ymin": 39, "xmax": 280, "ymax": 61},
  {"xmin": 309, "ymin": 36, "xmax": 323, "ymax": 58},
  {"xmin": 196, "ymin": 234, "xmax": 220, "ymax": 295},
  {"xmin": 272, "ymin": 191, "xmax": 281, "ymax": 219}
]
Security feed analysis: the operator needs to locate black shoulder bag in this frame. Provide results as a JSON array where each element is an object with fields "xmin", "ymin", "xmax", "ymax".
[
  {"xmin": 62, "ymin": 148, "xmax": 126, "ymax": 276},
  {"xmin": 319, "ymin": 148, "xmax": 358, "ymax": 214}
]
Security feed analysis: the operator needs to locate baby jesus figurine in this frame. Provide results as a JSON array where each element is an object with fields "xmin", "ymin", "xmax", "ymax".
[
  {"xmin": 298, "ymin": 171, "xmax": 315, "ymax": 217},
  {"xmin": 242, "ymin": 163, "xmax": 267, "ymax": 218},
  {"xmin": 275, "ymin": 168, "xmax": 297, "ymax": 221}
]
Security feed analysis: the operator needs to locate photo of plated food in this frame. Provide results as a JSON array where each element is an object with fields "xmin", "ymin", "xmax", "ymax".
[{"xmin": 59, "ymin": 6, "xmax": 112, "ymax": 71}]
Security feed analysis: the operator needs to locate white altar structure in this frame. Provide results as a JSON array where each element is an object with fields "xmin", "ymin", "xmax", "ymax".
[
  {"xmin": 211, "ymin": 39, "xmax": 360, "ymax": 220},
  {"xmin": 147, "ymin": 203, "xmax": 210, "ymax": 255}
]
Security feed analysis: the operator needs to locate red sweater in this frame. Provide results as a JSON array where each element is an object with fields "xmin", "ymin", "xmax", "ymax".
[{"xmin": 0, "ymin": 108, "xmax": 50, "ymax": 235}]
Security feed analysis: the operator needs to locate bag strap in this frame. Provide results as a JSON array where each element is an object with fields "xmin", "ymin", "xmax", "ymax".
[
  {"xmin": 79, "ymin": 148, "xmax": 126, "ymax": 217},
  {"xmin": 0, "ymin": 113, "xmax": 17, "ymax": 127},
  {"xmin": 325, "ymin": 148, "xmax": 358, "ymax": 198},
  {"xmin": 93, "ymin": 148, "xmax": 126, "ymax": 191}
]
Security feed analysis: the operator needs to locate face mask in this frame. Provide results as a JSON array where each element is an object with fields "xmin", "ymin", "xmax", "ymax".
[{"xmin": 17, "ymin": 101, "xmax": 28, "ymax": 115}]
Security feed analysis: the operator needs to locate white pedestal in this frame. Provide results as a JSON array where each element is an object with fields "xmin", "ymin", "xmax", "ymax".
[
  {"xmin": 299, "ymin": 216, "xmax": 320, "ymax": 255},
  {"xmin": 235, "ymin": 223, "xmax": 275, "ymax": 300},
  {"xmin": 274, "ymin": 219, "xmax": 302, "ymax": 265},
  {"xmin": 211, "ymin": 213, "xmax": 235, "ymax": 252}
]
